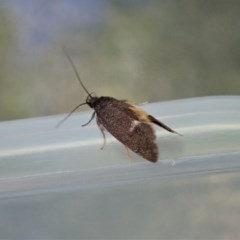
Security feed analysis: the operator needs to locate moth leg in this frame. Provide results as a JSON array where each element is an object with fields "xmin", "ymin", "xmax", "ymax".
[
  {"xmin": 124, "ymin": 146, "xmax": 132, "ymax": 163},
  {"xmin": 148, "ymin": 115, "xmax": 182, "ymax": 136},
  {"xmin": 97, "ymin": 123, "xmax": 107, "ymax": 150},
  {"xmin": 82, "ymin": 111, "xmax": 96, "ymax": 127}
]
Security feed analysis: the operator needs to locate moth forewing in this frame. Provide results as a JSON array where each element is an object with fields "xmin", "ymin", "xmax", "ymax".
[
  {"xmin": 126, "ymin": 121, "xmax": 158, "ymax": 162},
  {"xmin": 93, "ymin": 97, "xmax": 159, "ymax": 162}
]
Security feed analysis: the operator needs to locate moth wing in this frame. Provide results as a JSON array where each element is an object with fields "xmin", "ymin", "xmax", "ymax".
[
  {"xmin": 123, "ymin": 102, "xmax": 181, "ymax": 136},
  {"xmin": 117, "ymin": 101, "xmax": 151, "ymax": 123},
  {"xmin": 126, "ymin": 120, "xmax": 158, "ymax": 162},
  {"xmin": 148, "ymin": 115, "xmax": 182, "ymax": 136},
  {"xmin": 96, "ymin": 100, "xmax": 158, "ymax": 162}
]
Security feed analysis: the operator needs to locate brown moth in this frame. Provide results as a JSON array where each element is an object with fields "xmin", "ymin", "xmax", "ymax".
[{"xmin": 57, "ymin": 50, "xmax": 181, "ymax": 163}]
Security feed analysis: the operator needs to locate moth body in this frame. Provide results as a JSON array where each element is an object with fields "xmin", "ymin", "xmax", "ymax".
[
  {"xmin": 58, "ymin": 49, "xmax": 181, "ymax": 163},
  {"xmin": 87, "ymin": 96, "xmax": 158, "ymax": 162}
]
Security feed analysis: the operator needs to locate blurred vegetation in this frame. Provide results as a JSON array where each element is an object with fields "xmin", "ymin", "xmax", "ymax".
[
  {"xmin": 0, "ymin": 7, "xmax": 17, "ymax": 119},
  {"xmin": 0, "ymin": 0, "xmax": 240, "ymax": 120}
]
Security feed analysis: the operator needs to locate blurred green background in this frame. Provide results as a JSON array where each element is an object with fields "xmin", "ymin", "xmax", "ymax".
[{"xmin": 1, "ymin": 0, "xmax": 240, "ymax": 121}]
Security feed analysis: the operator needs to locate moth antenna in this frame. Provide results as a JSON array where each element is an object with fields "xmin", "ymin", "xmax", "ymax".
[
  {"xmin": 63, "ymin": 47, "xmax": 92, "ymax": 97},
  {"xmin": 56, "ymin": 102, "xmax": 87, "ymax": 128}
]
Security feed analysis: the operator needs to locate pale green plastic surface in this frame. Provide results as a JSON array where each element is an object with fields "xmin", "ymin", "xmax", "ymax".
[{"xmin": 0, "ymin": 96, "xmax": 240, "ymax": 239}]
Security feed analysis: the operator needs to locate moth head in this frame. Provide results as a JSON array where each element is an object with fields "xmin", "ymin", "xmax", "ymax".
[{"xmin": 86, "ymin": 92, "xmax": 98, "ymax": 108}]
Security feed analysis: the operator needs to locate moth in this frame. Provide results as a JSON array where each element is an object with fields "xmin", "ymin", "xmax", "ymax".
[{"xmin": 57, "ymin": 50, "xmax": 181, "ymax": 163}]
